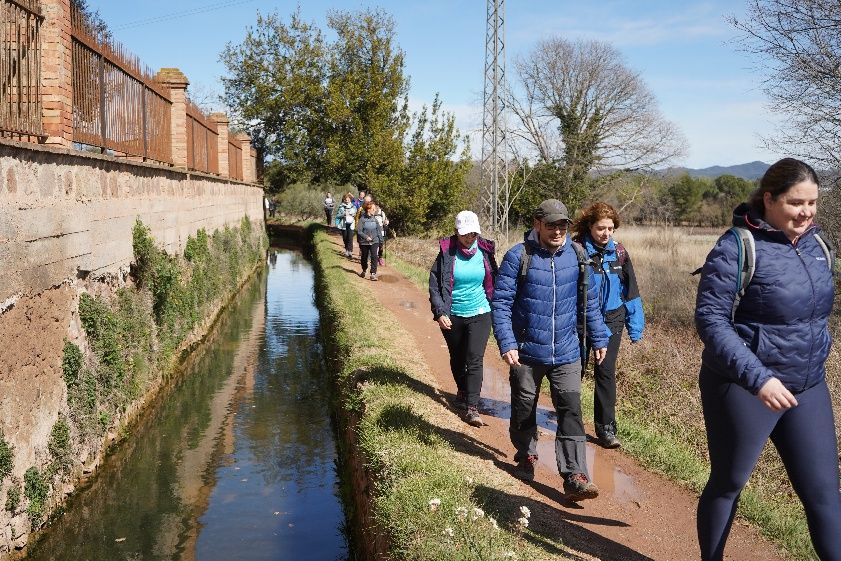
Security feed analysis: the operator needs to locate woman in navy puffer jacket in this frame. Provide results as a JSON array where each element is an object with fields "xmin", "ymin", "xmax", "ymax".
[{"xmin": 694, "ymin": 158, "xmax": 840, "ymax": 561}]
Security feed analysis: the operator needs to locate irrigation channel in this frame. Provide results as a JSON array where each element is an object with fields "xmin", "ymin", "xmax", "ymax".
[{"xmin": 25, "ymin": 247, "xmax": 350, "ymax": 561}]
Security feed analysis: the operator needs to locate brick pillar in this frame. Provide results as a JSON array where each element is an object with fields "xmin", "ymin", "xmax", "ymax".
[
  {"xmin": 208, "ymin": 113, "xmax": 230, "ymax": 177},
  {"xmin": 234, "ymin": 132, "xmax": 254, "ymax": 183},
  {"xmin": 40, "ymin": 0, "xmax": 73, "ymax": 146},
  {"xmin": 155, "ymin": 68, "xmax": 189, "ymax": 168}
]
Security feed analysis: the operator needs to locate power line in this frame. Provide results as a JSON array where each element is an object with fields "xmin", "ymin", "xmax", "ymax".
[{"xmin": 112, "ymin": 0, "xmax": 256, "ymax": 31}]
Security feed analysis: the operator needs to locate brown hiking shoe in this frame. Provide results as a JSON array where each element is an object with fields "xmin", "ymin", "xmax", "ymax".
[
  {"xmin": 464, "ymin": 407, "xmax": 483, "ymax": 427},
  {"xmin": 563, "ymin": 473, "xmax": 599, "ymax": 501},
  {"xmin": 515, "ymin": 455, "xmax": 537, "ymax": 481}
]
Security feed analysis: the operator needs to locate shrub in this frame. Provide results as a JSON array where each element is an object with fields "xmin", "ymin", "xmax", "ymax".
[
  {"xmin": 48, "ymin": 418, "xmax": 72, "ymax": 475},
  {"xmin": 61, "ymin": 340, "xmax": 83, "ymax": 388},
  {"xmin": 24, "ymin": 467, "xmax": 49, "ymax": 524},
  {"xmin": 5, "ymin": 481, "xmax": 20, "ymax": 512},
  {"xmin": 0, "ymin": 432, "xmax": 13, "ymax": 481}
]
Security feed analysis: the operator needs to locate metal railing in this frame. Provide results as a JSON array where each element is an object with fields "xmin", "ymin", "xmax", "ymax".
[
  {"xmin": 0, "ymin": 0, "xmax": 44, "ymax": 139},
  {"xmin": 186, "ymin": 98, "xmax": 218, "ymax": 174},
  {"xmin": 70, "ymin": 4, "xmax": 171, "ymax": 163},
  {"xmin": 228, "ymin": 138, "xmax": 242, "ymax": 181}
]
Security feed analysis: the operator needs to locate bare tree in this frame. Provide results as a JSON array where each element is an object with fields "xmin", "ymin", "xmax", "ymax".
[
  {"xmin": 732, "ymin": 0, "xmax": 841, "ymax": 171},
  {"xmin": 508, "ymin": 37, "xmax": 685, "ymax": 209}
]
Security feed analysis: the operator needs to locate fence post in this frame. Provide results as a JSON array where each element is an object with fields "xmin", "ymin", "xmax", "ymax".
[
  {"xmin": 155, "ymin": 67, "xmax": 189, "ymax": 168},
  {"xmin": 40, "ymin": 0, "xmax": 73, "ymax": 147},
  {"xmin": 234, "ymin": 132, "xmax": 254, "ymax": 183},
  {"xmin": 209, "ymin": 113, "xmax": 230, "ymax": 178}
]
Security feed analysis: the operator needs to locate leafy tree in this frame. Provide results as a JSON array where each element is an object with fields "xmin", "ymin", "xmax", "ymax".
[
  {"xmin": 220, "ymin": 10, "xmax": 327, "ymax": 188},
  {"xmin": 667, "ymin": 174, "xmax": 709, "ymax": 223},
  {"xmin": 383, "ymin": 96, "xmax": 470, "ymax": 234},
  {"xmin": 509, "ymin": 37, "xmax": 686, "ymax": 210},
  {"xmin": 323, "ymin": 9, "xmax": 410, "ymax": 192}
]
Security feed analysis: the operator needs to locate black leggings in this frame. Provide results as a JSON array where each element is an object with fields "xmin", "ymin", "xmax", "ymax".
[
  {"xmin": 440, "ymin": 312, "xmax": 492, "ymax": 407},
  {"xmin": 360, "ymin": 244, "xmax": 379, "ymax": 274},
  {"xmin": 697, "ymin": 367, "xmax": 841, "ymax": 560},
  {"xmin": 342, "ymin": 224, "xmax": 353, "ymax": 252},
  {"xmin": 585, "ymin": 318, "xmax": 623, "ymax": 430}
]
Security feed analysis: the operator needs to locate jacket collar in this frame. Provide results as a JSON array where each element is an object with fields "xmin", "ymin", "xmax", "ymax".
[{"xmin": 583, "ymin": 235, "xmax": 615, "ymax": 255}]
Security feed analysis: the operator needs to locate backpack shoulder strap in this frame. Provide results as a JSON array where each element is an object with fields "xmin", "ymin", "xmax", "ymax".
[
  {"xmin": 570, "ymin": 241, "xmax": 591, "ymax": 340},
  {"xmin": 728, "ymin": 226, "xmax": 755, "ymax": 322},
  {"xmin": 614, "ymin": 241, "xmax": 627, "ymax": 267},
  {"xmin": 814, "ymin": 232, "xmax": 836, "ymax": 274},
  {"xmin": 517, "ymin": 243, "xmax": 533, "ymax": 288}
]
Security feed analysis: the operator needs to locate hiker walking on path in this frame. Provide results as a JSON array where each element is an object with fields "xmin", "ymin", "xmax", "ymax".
[
  {"xmin": 572, "ymin": 202, "xmax": 644, "ymax": 449},
  {"xmin": 356, "ymin": 201, "xmax": 384, "ymax": 281},
  {"xmin": 429, "ymin": 210, "xmax": 498, "ymax": 427},
  {"xmin": 492, "ymin": 199, "xmax": 610, "ymax": 501},
  {"xmin": 324, "ymin": 192, "xmax": 335, "ymax": 226},
  {"xmin": 337, "ymin": 193, "xmax": 356, "ymax": 258},
  {"xmin": 695, "ymin": 157, "xmax": 841, "ymax": 561}
]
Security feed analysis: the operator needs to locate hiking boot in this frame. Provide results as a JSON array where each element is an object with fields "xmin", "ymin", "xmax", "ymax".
[
  {"xmin": 453, "ymin": 390, "xmax": 467, "ymax": 411},
  {"xmin": 464, "ymin": 407, "xmax": 483, "ymax": 427},
  {"xmin": 596, "ymin": 423, "xmax": 621, "ymax": 449},
  {"xmin": 370, "ymin": 273, "xmax": 378, "ymax": 281},
  {"xmin": 563, "ymin": 473, "xmax": 599, "ymax": 501},
  {"xmin": 359, "ymin": 270, "xmax": 366, "ymax": 278},
  {"xmin": 514, "ymin": 455, "xmax": 537, "ymax": 481},
  {"xmin": 597, "ymin": 430, "xmax": 621, "ymax": 449}
]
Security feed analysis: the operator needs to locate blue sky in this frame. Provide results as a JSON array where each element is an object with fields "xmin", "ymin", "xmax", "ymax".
[{"xmin": 85, "ymin": 0, "xmax": 781, "ymax": 168}]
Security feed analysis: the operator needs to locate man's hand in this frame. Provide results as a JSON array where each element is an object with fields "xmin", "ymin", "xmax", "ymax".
[
  {"xmin": 502, "ymin": 349, "xmax": 521, "ymax": 366},
  {"xmin": 437, "ymin": 315, "xmax": 452, "ymax": 330},
  {"xmin": 593, "ymin": 348, "xmax": 607, "ymax": 364},
  {"xmin": 757, "ymin": 377, "xmax": 798, "ymax": 412}
]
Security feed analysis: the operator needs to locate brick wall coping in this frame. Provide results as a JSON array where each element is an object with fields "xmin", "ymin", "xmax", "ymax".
[{"xmin": 0, "ymin": 137, "xmax": 260, "ymax": 188}]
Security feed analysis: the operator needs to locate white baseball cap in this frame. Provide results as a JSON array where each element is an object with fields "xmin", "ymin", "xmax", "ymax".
[{"xmin": 455, "ymin": 210, "xmax": 481, "ymax": 236}]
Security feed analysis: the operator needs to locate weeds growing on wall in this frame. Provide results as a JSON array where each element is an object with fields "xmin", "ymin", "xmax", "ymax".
[
  {"xmin": 23, "ymin": 468, "xmax": 48, "ymax": 525},
  {"xmin": 46, "ymin": 216, "xmax": 267, "ymax": 522},
  {"xmin": 4, "ymin": 480, "xmax": 20, "ymax": 513},
  {"xmin": 0, "ymin": 432, "xmax": 12, "ymax": 482}
]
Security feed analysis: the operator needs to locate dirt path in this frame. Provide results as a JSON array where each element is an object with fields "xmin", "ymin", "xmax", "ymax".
[{"xmin": 333, "ymin": 233, "xmax": 787, "ymax": 561}]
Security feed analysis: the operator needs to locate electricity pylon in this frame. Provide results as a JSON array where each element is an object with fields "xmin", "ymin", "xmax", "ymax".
[{"xmin": 481, "ymin": 0, "xmax": 508, "ymax": 238}]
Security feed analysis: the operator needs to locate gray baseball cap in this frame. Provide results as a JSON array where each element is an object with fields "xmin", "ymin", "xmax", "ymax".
[{"xmin": 533, "ymin": 199, "xmax": 570, "ymax": 223}]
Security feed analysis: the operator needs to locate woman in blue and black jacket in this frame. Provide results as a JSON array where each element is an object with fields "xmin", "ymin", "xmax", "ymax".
[
  {"xmin": 572, "ymin": 202, "xmax": 644, "ymax": 449},
  {"xmin": 429, "ymin": 210, "xmax": 498, "ymax": 427},
  {"xmin": 695, "ymin": 158, "xmax": 840, "ymax": 561}
]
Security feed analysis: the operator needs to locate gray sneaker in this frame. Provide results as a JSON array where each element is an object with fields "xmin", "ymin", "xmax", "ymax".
[{"xmin": 464, "ymin": 407, "xmax": 482, "ymax": 427}]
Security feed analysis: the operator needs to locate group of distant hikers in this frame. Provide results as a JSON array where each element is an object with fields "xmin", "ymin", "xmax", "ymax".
[
  {"xmin": 323, "ymin": 189, "xmax": 389, "ymax": 281},
  {"xmin": 424, "ymin": 157, "xmax": 841, "ymax": 560}
]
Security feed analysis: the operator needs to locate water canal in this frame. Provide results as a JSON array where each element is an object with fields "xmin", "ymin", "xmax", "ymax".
[{"xmin": 25, "ymin": 248, "xmax": 349, "ymax": 561}]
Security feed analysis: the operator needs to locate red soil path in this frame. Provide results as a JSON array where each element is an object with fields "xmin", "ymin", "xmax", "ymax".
[{"xmin": 333, "ymin": 233, "xmax": 788, "ymax": 561}]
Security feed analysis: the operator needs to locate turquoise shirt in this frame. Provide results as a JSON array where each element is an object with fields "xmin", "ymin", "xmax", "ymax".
[{"xmin": 450, "ymin": 242, "xmax": 491, "ymax": 317}]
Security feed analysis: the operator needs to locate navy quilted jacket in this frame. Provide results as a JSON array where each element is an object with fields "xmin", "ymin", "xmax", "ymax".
[
  {"xmin": 492, "ymin": 231, "xmax": 611, "ymax": 366},
  {"xmin": 694, "ymin": 203, "xmax": 835, "ymax": 394}
]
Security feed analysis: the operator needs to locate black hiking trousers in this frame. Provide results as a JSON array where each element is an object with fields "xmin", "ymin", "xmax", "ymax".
[
  {"xmin": 584, "ymin": 314, "xmax": 624, "ymax": 433},
  {"xmin": 440, "ymin": 312, "xmax": 491, "ymax": 408}
]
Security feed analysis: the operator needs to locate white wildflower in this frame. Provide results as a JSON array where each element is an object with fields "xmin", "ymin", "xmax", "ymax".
[
  {"xmin": 471, "ymin": 507, "xmax": 485, "ymax": 520},
  {"xmin": 455, "ymin": 506, "xmax": 468, "ymax": 519},
  {"xmin": 519, "ymin": 505, "xmax": 531, "ymax": 518},
  {"xmin": 488, "ymin": 516, "xmax": 499, "ymax": 530},
  {"xmin": 442, "ymin": 527, "xmax": 454, "ymax": 537},
  {"xmin": 517, "ymin": 516, "xmax": 529, "ymax": 528},
  {"xmin": 428, "ymin": 498, "xmax": 441, "ymax": 512},
  {"xmin": 502, "ymin": 552, "xmax": 517, "ymax": 560}
]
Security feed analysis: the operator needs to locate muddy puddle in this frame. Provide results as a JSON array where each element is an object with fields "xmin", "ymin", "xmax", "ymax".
[{"xmin": 25, "ymin": 249, "xmax": 348, "ymax": 561}]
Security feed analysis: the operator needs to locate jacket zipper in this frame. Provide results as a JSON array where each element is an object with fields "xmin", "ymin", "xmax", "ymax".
[
  {"xmin": 551, "ymin": 255, "xmax": 556, "ymax": 365},
  {"xmin": 794, "ymin": 245, "xmax": 816, "ymax": 391}
]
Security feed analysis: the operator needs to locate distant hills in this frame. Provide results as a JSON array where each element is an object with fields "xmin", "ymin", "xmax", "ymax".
[{"xmin": 665, "ymin": 161, "xmax": 770, "ymax": 180}]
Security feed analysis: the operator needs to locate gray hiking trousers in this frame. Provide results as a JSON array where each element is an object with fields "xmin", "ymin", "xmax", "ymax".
[{"xmin": 509, "ymin": 360, "xmax": 588, "ymax": 479}]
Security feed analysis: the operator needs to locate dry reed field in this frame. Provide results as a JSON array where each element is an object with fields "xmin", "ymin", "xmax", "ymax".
[{"xmin": 389, "ymin": 225, "xmax": 841, "ymax": 556}]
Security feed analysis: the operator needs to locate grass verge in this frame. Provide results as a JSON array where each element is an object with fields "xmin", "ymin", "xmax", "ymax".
[{"xmin": 311, "ymin": 226, "xmax": 576, "ymax": 561}]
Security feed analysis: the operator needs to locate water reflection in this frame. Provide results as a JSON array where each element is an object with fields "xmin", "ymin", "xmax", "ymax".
[{"xmin": 26, "ymin": 249, "xmax": 348, "ymax": 561}]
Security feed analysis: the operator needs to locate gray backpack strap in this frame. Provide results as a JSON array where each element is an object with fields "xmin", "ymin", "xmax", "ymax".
[
  {"xmin": 813, "ymin": 233, "xmax": 836, "ymax": 274},
  {"xmin": 570, "ymin": 241, "xmax": 590, "ymax": 342},
  {"xmin": 517, "ymin": 243, "xmax": 533, "ymax": 289},
  {"xmin": 728, "ymin": 227, "xmax": 755, "ymax": 322}
]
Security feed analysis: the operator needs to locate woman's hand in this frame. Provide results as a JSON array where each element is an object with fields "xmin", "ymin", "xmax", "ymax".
[
  {"xmin": 437, "ymin": 315, "xmax": 452, "ymax": 330},
  {"xmin": 757, "ymin": 377, "xmax": 798, "ymax": 411}
]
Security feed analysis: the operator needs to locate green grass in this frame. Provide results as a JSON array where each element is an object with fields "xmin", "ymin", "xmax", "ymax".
[{"xmin": 311, "ymin": 226, "xmax": 573, "ymax": 561}]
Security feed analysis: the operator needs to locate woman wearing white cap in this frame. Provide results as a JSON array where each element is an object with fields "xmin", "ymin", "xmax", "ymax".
[{"xmin": 428, "ymin": 211, "xmax": 499, "ymax": 427}]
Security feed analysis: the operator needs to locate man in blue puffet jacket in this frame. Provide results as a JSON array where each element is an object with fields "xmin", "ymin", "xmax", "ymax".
[{"xmin": 492, "ymin": 199, "xmax": 611, "ymax": 501}]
